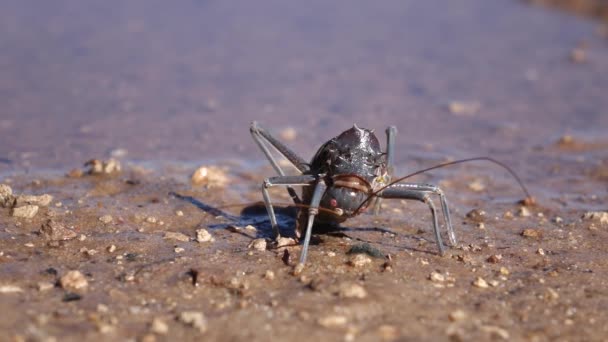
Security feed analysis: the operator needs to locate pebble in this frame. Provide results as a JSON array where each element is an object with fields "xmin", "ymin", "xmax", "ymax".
[
  {"xmin": 481, "ymin": 325, "xmax": 510, "ymax": 340},
  {"xmin": 37, "ymin": 281, "xmax": 54, "ymax": 292},
  {"xmin": 338, "ymin": 282, "xmax": 368, "ymax": 299},
  {"xmin": 465, "ymin": 209, "xmax": 486, "ymax": 222},
  {"xmin": 279, "ymin": 127, "xmax": 297, "ymax": 141},
  {"xmin": 264, "ymin": 270, "xmax": 275, "ymax": 280},
  {"xmin": 244, "ymin": 225, "xmax": 257, "ymax": 231},
  {"xmin": 107, "ymin": 245, "xmax": 117, "ymax": 253},
  {"xmin": 60, "ymin": 270, "xmax": 88, "ymax": 291},
  {"xmin": 178, "ymin": 311, "xmax": 207, "ymax": 333},
  {"xmin": 14, "ymin": 194, "xmax": 53, "ymax": 207},
  {"xmin": 517, "ymin": 206, "xmax": 531, "ymax": 217},
  {"xmin": 150, "ymin": 318, "xmax": 169, "ymax": 335},
  {"xmin": 0, "ymin": 285, "xmax": 23, "ymax": 293},
  {"xmin": 174, "ymin": 247, "xmax": 185, "ymax": 253},
  {"xmin": 39, "ymin": 219, "xmax": 77, "ymax": 241},
  {"xmin": 537, "ymin": 248, "xmax": 545, "ymax": 256},
  {"xmin": 472, "ymin": 277, "xmax": 489, "ymax": 288},
  {"xmin": 447, "ymin": 101, "xmax": 481, "ymax": 116},
  {"xmin": 191, "ymin": 166, "xmax": 228, "ymax": 188},
  {"xmin": 348, "ymin": 254, "xmax": 372, "ymax": 267},
  {"xmin": 499, "ymin": 267, "xmax": 510, "ymax": 276},
  {"xmin": 85, "ymin": 158, "xmax": 121, "ymax": 175},
  {"xmin": 448, "ymin": 310, "xmax": 467, "ymax": 322},
  {"xmin": 164, "ymin": 232, "xmax": 190, "ymax": 242},
  {"xmin": 248, "ymin": 238, "xmax": 267, "ymax": 251},
  {"xmin": 553, "ymin": 216, "xmax": 564, "ymax": 224},
  {"xmin": 0, "ymin": 184, "xmax": 13, "ymax": 207},
  {"xmin": 318, "ymin": 315, "xmax": 347, "ymax": 328},
  {"xmin": 146, "ymin": 216, "xmax": 157, "ymax": 224},
  {"xmin": 276, "ymin": 236, "xmax": 296, "ymax": 247},
  {"xmin": 486, "ymin": 254, "xmax": 502, "ymax": 264},
  {"xmin": 521, "ymin": 228, "xmax": 542, "ymax": 239},
  {"xmin": 581, "ymin": 211, "xmax": 608, "ymax": 224},
  {"xmin": 175, "ymin": 210, "xmax": 184, "ymax": 217},
  {"xmin": 429, "ymin": 271, "xmax": 446, "ymax": 283},
  {"xmin": 196, "ymin": 229, "xmax": 214, "ymax": 243},
  {"xmin": 545, "ymin": 288, "xmax": 559, "ymax": 301},
  {"xmin": 11, "ymin": 205, "xmax": 39, "ymax": 218},
  {"xmin": 99, "ymin": 215, "xmax": 113, "ymax": 224},
  {"xmin": 467, "ymin": 179, "xmax": 485, "ymax": 192}
]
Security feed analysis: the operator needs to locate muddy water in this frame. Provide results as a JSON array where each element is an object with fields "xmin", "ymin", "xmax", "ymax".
[{"xmin": 1, "ymin": 0, "xmax": 608, "ymax": 341}]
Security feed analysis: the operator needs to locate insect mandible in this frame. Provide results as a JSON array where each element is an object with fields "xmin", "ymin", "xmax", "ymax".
[{"xmin": 250, "ymin": 121, "xmax": 531, "ymax": 271}]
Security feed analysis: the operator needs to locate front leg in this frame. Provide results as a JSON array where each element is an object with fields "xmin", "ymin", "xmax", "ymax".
[
  {"xmin": 379, "ymin": 183, "xmax": 456, "ymax": 255},
  {"xmin": 261, "ymin": 175, "xmax": 317, "ymax": 238}
]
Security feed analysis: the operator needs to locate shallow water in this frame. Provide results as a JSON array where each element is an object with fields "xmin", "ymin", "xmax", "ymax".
[{"xmin": 1, "ymin": 1, "xmax": 608, "ymax": 341}]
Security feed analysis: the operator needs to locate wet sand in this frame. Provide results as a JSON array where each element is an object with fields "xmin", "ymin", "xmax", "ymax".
[{"xmin": 1, "ymin": 0, "xmax": 608, "ymax": 341}]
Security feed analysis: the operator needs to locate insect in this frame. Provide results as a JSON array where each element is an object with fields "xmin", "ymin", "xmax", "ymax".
[{"xmin": 250, "ymin": 121, "xmax": 531, "ymax": 271}]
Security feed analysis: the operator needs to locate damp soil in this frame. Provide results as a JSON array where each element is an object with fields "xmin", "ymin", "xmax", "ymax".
[{"xmin": 1, "ymin": 0, "xmax": 608, "ymax": 341}]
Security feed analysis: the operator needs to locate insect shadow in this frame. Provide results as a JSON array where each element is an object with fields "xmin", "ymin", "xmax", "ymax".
[{"xmin": 170, "ymin": 192, "xmax": 432, "ymax": 253}]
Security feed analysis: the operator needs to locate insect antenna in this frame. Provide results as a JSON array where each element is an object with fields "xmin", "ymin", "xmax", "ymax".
[{"xmin": 356, "ymin": 156, "xmax": 532, "ymax": 214}]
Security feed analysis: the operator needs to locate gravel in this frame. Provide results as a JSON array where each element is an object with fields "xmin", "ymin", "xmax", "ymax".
[
  {"xmin": 60, "ymin": 270, "xmax": 89, "ymax": 291},
  {"xmin": 11, "ymin": 205, "xmax": 39, "ymax": 218},
  {"xmin": 178, "ymin": 311, "xmax": 207, "ymax": 333},
  {"xmin": 39, "ymin": 219, "xmax": 77, "ymax": 241}
]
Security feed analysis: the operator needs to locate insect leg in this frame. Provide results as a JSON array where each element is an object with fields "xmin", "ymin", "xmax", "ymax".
[
  {"xmin": 262, "ymin": 175, "xmax": 317, "ymax": 238},
  {"xmin": 394, "ymin": 183, "xmax": 456, "ymax": 246},
  {"xmin": 379, "ymin": 185, "xmax": 446, "ymax": 255},
  {"xmin": 298, "ymin": 180, "xmax": 327, "ymax": 267},
  {"xmin": 373, "ymin": 126, "xmax": 398, "ymax": 215}
]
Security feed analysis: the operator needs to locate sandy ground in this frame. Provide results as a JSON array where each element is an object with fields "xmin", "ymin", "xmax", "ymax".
[{"xmin": 1, "ymin": 0, "xmax": 608, "ymax": 341}]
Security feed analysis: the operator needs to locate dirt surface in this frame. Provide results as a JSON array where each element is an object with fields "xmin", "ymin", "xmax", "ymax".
[{"xmin": 1, "ymin": 1, "xmax": 608, "ymax": 341}]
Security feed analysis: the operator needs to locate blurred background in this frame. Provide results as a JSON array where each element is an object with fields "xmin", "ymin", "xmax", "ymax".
[{"xmin": 0, "ymin": 0, "xmax": 607, "ymax": 175}]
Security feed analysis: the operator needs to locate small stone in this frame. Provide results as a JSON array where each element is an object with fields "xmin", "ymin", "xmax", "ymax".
[
  {"xmin": 517, "ymin": 206, "xmax": 531, "ymax": 217},
  {"xmin": 99, "ymin": 215, "xmax": 113, "ymax": 224},
  {"xmin": 178, "ymin": 311, "xmax": 207, "ymax": 333},
  {"xmin": 195, "ymin": 229, "xmax": 214, "ymax": 243},
  {"xmin": 338, "ymin": 282, "xmax": 368, "ymax": 299},
  {"xmin": 488, "ymin": 280, "xmax": 499, "ymax": 287},
  {"xmin": 14, "ymin": 194, "xmax": 53, "ymax": 207},
  {"xmin": 248, "ymin": 238, "xmax": 267, "ymax": 251},
  {"xmin": 175, "ymin": 210, "xmax": 184, "ymax": 217},
  {"xmin": 481, "ymin": 325, "xmax": 509, "ymax": 340},
  {"xmin": 499, "ymin": 267, "xmax": 510, "ymax": 276},
  {"xmin": 486, "ymin": 254, "xmax": 502, "ymax": 264},
  {"xmin": 0, "ymin": 184, "xmax": 13, "ymax": 207},
  {"xmin": 39, "ymin": 220, "xmax": 77, "ymax": 241},
  {"xmin": 107, "ymin": 245, "xmax": 117, "ymax": 253},
  {"xmin": 477, "ymin": 222, "xmax": 486, "ymax": 230},
  {"xmin": 164, "ymin": 232, "xmax": 190, "ymax": 242},
  {"xmin": 537, "ymin": 248, "xmax": 545, "ymax": 256},
  {"xmin": 11, "ymin": 205, "xmax": 39, "ymax": 218},
  {"xmin": 150, "ymin": 318, "xmax": 169, "ymax": 335},
  {"xmin": 429, "ymin": 271, "xmax": 446, "ymax": 283},
  {"xmin": 146, "ymin": 216, "xmax": 157, "ymax": 224},
  {"xmin": 467, "ymin": 179, "xmax": 485, "ymax": 192},
  {"xmin": 24, "ymin": 242, "xmax": 35, "ymax": 248},
  {"xmin": 174, "ymin": 247, "xmax": 185, "ymax": 253},
  {"xmin": 521, "ymin": 228, "xmax": 542, "ymax": 239},
  {"xmin": 60, "ymin": 270, "xmax": 88, "ymax": 291},
  {"xmin": 279, "ymin": 127, "xmax": 297, "ymax": 141},
  {"xmin": 0, "ymin": 285, "xmax": 23, "ymax": 293},
  {"xmin": 191, "ymin": 166, "xmax": 228, "ymax": 188},
  {"xmin": 264, "ymin": 270, "xmax": 275, "ymax": 280},
  {"xmin": 448, "ymin": 310, "xmax": 467, "ymax": 322},
  {"xmin": 276, "ymin": 236, "xmax": 296, "ymax": 247},
  {"xmin": 244, "ymin": 225, "xmax": 257, "ymax": 231},
  {"xmin": 447, "ymin": 101, "xmax": 481, "ymax": 116},
  {"xmin": 37, "ymin": 281, "xmax": 54, "ymax": 291},
  {"xmin": 318, "ymin": 315, "xmax": 347, "ymax": 328},
  {"xmin": 553, "ymin": 216, "xmax": 563, "ymax": 224},
  {"xmin": 348, "ymin": 254, "xmax": 372, "ymax": 267},
  {"xmin": 473, "ymin": 277, "xmax": 489, "ymax": 288},
  {"xmin": 503, "ymin": 211, "xmax": 514, "ymax": 219},
  {"xmin": 465, "ymin": 209, "xmax": 486, "ymax": 222},
  {"xmin": 582, "ymin": 211, "xmax": 608, "ymax": 224},
  {"xmin": 85, "ymin": 158, "xmax": 121, "ymax": 175},
  {"xmin": 545, "ymin": 288, "xmax": 559, "ymax": 301}
]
